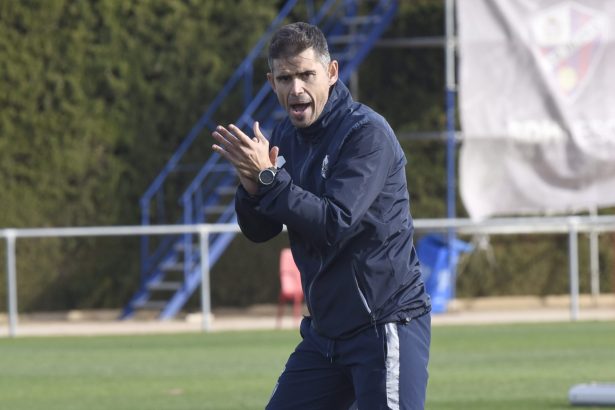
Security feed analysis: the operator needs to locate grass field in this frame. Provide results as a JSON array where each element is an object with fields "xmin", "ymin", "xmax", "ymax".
[{"xmin": 1, "ymin": 321, "xmax": 613, "ymax": 409}]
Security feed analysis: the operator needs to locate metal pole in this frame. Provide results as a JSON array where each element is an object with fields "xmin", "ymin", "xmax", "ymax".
[
  {"xmin": 445, "ymin": 0, "xmax": 458, "ymax": 294},
  {"xmin": 568, "ymin": 220, "xmax": 580, "ymax": 321},
  {"xmin": 6, "ymin": 230, "xmax": 18, "ymax": 337},
  {"xmin": 589, "ymin": 207, "xmax": 600, "ymax": 299},
  {"xmin": 445, "ymin": 0, "xmax": 456, "ymax": 92},
  {"xmin": 199, "ymin": 227, "xmax": 212, "ymax": 332}
]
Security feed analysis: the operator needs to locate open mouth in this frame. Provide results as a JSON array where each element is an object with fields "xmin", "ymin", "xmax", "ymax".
[{"xmin": 290, "ymin": 103, "xmax": 310, "ymax": 114}]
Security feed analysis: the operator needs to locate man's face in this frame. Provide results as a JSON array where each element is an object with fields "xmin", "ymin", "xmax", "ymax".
[{"xmin": 267, "ymin": 47, "xmax": 338, "ymax": 128}]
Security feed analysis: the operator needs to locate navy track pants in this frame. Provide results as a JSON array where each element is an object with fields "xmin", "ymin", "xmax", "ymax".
[{"xmin": 266, "ymin": 313, "xmax": 430, "ymax": 410}]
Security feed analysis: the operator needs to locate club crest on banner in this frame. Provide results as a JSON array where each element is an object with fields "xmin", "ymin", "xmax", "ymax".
[{"xmin": 531, "ymin": 1, "xmax": 608, "ymax": 102}]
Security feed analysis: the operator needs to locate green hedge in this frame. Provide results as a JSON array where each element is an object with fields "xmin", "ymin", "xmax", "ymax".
[
  {"xmin": 0, "ymin": 0, "xmax": 612, "ymax": 312},
  {"xmin": 0, "ymin": 0, "xmax": 278, "ymax": 311}
]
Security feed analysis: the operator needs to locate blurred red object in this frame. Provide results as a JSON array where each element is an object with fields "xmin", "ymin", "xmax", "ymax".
[{"xmin": 277, "ymin": 248, "xmax": 303, "ymax": 328}]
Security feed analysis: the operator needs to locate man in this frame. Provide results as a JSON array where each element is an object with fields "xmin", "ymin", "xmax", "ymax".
[{"xmin": 212, "ymin": 22, "xmax": 430, "ymax": 410}]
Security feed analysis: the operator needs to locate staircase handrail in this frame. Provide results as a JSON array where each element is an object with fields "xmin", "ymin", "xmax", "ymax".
[{"xmin": 130, "ymin": 0, "xmax": 398, "ymax": 320}]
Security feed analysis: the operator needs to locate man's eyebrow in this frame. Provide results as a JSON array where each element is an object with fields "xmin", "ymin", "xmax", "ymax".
[{"xmin": 275, "ymin": 70, "xmax": 316, "ymax": 80}]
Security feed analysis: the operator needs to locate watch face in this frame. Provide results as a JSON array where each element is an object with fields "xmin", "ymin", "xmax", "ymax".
[{"xmin": 259, "ymin": 168, "xmax": 276, "ymax": 185}]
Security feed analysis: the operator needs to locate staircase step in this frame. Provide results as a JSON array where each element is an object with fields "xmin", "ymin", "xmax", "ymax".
[
  {"xmin": 216, "ymin": 186, "xmax": 237, "ymax": 196},
  {"xmin": 136, "ymin": 300, "xmax": 167, "ymax": 310},
  {"xmin": 331, "ymin": 51, "xmax": 353, "ymax": 62},
  {"xmin": 174, "ymin": 242, "xmax": 198, "ymax": 252},
  {"xmin": 147, "ymin": 281, "xmax": 183, "ymax": 291},
  {"xmin": 161, "ymin": 262, "xmax": 185, "ymax": 272},
  {"xmin": 213, "ymin": 163, "xmax": 235, "ymax": 173},
  {"xmin": 341, "ymin": 15, "xmax": 383, "ymax": 26},
  {"xmin": 204, "ymin": 205, "xmax": 230, "ymax": 215},
  {"xmin": 328, "ymin": 34, "xmax": 368, "ymax": 45}
]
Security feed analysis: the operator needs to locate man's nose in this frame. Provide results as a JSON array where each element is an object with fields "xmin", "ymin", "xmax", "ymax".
[{"xmin": 290, "ymin": 78, "xmax": 304, "ymax": 95}]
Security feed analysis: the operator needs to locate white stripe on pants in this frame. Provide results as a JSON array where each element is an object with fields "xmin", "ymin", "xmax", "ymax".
[{"xmin": 385, "ymin": 322, "xmax": 401, "ymax": 410}]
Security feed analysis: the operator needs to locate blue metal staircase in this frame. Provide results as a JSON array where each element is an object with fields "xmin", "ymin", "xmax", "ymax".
[{"xmin": 121, "ymin": 0, "xmax": 398, "ymax": 320}]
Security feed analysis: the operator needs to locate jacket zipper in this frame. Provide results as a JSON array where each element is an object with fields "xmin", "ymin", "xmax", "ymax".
[
  {"xmin": 301, "ymin": 139, "xmax": 323, "ymax": 328},
  {"xmin": 353, "ymin": 273, "xmax": 379, "ymax": 337},
  {"xmin": 353, "ymin": 273, "xmax": 372, "ymax": 315},
  {"xmin": 306, "ymin": 250, "xmax": 324, "ymax": 330}
]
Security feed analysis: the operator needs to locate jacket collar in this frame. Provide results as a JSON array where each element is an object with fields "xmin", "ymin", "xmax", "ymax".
[{"xmin": 296, "ymin": 81, "xmax": 352, "ymax": 143}]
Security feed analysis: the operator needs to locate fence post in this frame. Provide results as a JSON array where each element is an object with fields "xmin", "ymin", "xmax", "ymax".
[
  {"xmin": 568, "ymin": 219, "xmax": 579, "ymax": 321},
  {"xmin": 5, "ymin": 230, "xmax": 18, "ymax": 337},
  {"xmin": 589, "ymin": 207, "xmax": 600, "ymax": 300},
  {"xmin": 199, "ymin": 226, "xmax": 212, "ymax": 332}
]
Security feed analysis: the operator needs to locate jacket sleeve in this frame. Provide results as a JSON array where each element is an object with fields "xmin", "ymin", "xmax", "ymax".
[
  {"xmin": 235, "ymin": 185, "xmax": 283, "ymax": 243},
  {"xmin": 255, "ymin": 122, "xmax": 397, "ymax": 247}
]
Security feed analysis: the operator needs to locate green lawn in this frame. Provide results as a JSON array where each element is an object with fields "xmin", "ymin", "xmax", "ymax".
[{"xmin": 0, "ymin": 321, "xmax": 613, "ymax": 409}]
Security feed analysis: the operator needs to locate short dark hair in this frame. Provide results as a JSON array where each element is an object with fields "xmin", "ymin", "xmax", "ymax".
[{"xmin": 268, "ymin": 22, "xmax": 331, "ymax": 71}]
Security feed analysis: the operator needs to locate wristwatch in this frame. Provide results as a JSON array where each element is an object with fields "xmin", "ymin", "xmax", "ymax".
[{"xmin": 258, "ymin": 167, "xmax": 279, "ymax": 186}]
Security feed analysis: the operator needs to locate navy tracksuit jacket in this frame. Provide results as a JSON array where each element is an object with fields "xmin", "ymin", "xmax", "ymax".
[{"xmin": 235, "ymin": 81, "xmax": 430, "ymax": 340}]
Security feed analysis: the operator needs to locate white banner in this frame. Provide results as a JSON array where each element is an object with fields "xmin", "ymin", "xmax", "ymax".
[{"xmin": 457, "ymin": 0, "xmax": 615, "ymax": 220}]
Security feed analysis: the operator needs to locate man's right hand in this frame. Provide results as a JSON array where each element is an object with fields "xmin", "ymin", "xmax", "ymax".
[{"xmin": 212, "ymin": 121, "xmax": 279, "ymax": 196}]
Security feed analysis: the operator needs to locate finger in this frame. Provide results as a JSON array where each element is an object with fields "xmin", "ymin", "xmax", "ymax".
[
  {"xmin": 269, "ymin": 145, "xmax": 279, "ymax": 165},
  {"xmin": 212, "ymin": 130, "xmax": 245, "ymax": 164},
  {"xmin": 212, "ymin": 144, "xmax": 232, "ymax": 162},
  {"xmin": 211, "ymin": 131, "xmax": 238, "ymax": 154},
  {"xmin": 228, "ymin": 124, "xmax": 252, "ymax": 145},
  {"xmin": 214, "ymin": 125, "xmax": 238, "ymax": 142},
  {"xmin": 253, "ymin": 121, "xmax": 267, "ymax": 143},
  {"xmin": 215, "ymin": 126, "xmax": 247, "ymax": 153},
  {"xmin": 214, "ymin": 146, "xmax": 247, "ymax": 172}
]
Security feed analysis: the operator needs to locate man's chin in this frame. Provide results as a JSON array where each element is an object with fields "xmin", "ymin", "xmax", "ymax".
[
  {"xmin": 288, "ymin": 107, "xmax": 316, "ymax": 128},
  {"xmin": 289, "ymin": 117, "xmax": 313, "ymax": 128}
]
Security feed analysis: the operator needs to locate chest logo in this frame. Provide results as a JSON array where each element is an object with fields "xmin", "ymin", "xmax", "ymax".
[{"xmin": 321, "ymin": 155, "xmax": 329, "ymax": 179}]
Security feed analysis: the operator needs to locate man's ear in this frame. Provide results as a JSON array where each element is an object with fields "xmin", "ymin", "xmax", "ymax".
[
  {"xmin": 267, "ymin": 72, "xmax": 276, "ymax": 91},
  {"xmin": 328, "ymin": 60, "xmax": 339, "ymax": 86}
]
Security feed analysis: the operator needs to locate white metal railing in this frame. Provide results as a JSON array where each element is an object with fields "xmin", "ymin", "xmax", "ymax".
[{"xmin": 2, "ymin": 215, "xmax": 615, "ymax": 338}]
